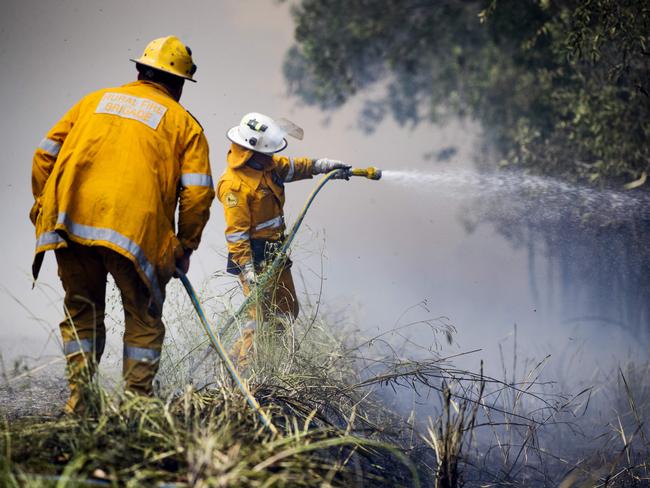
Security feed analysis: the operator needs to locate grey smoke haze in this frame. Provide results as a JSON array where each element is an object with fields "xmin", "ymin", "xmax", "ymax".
[{"xmin": 0, "ymin": 0, "xmax": 644, "ymax": 385}]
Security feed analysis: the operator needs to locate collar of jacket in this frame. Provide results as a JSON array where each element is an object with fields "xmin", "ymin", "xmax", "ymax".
[
  {"xmin": 227, "ymin": 143, "xmax": 276, "ymax": 190},
  {"xmin": 124, "ymin": 80, "xmax": 175, "ymax": 99}
]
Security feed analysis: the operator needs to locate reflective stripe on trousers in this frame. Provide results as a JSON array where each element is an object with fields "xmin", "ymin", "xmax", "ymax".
[
  {"xmin": 63, "ymin": 338, "xmax": 94, "ymax": 355},
  {"xmin": 124, "ymin": 345, "xmax": 161, "ymax": 363},
  {"xmin": 63, "ymin": 337, "xmax": 106, "ymax": 356}
]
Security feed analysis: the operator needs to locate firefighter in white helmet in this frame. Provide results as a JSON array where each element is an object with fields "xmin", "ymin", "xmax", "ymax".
[
  {"xmin": 219, "ymin": 112, "xmax": 349, "ymax": 362},
  {"xmin": 31, "ymin": 36, "xmax": 214, "ymax": 413}
]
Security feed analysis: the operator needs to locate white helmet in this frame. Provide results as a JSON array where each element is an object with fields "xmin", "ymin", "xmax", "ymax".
[{"xmin": 227, "ymin": 112, "xmax": 288, "ymax": 154}]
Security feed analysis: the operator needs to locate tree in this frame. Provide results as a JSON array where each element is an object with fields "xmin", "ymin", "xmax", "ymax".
[
  {"xmin": 283, "ymin": 0, "xmax": 650, "ymax": 330},
  {"xmin": 284, "ymin": 0, "xmax": 649, "ymax": 185}
]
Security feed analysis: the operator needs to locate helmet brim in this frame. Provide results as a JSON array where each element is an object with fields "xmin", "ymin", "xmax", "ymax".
[
  {"xmin": 130, "ymin": 58, "xmax": 197, "ymax": 82},
  {"xmin": 226, "ymin": 126, "xmax": 288, "ymax": 154}
]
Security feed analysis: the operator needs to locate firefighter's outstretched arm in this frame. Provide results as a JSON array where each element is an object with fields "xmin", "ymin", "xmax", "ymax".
[
  {"xmin": 273, "ymin": 155, "xmax": 350, "ymax": 183},
  {"xmin": 272, "ymin": 155, "xmax": 314, "ymax": 183},
  {"xmin": 178, "ymin": 130, "xmax": 215, "ymax": 255}
]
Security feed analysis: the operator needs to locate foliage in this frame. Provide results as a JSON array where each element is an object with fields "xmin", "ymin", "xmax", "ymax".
[
  {"xmin": 2, "ymin": 288, "xmax": 650, "ymax": 486},
  {"xmin": 0, "ymin": 317, "xmax": 429, "ymax": 487},
  {"xmin": 284, "ymin": 0, "xmax": 649, "ymax": 186},
  {"xmin": 282, "ymin": 0, "xmax": 650, "ymax": 332}
]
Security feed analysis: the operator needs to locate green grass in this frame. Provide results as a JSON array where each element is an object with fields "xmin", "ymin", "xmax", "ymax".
[
  {"xmin": 3, "ymin": 281, "xmax": 650, "ymax": 487},
  {"xmin": 0, "ymin": 283, "xmax": 441, "ymax": 487},
  {"xmin": 1, "ymin": 388, "xmax": 420, "ymax": 486}
]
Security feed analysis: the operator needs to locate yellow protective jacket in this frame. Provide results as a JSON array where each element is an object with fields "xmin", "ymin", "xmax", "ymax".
[
  {"xmin": 217, "ymin": 143, "xmax": 314, "ymax": 272},
  {"xmin": 31, "ymin": 80, "xmax": 215, "ymax": 306}
]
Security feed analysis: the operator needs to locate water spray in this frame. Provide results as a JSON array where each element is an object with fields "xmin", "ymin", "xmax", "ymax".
[{"xmin": 381, "ymin": 168, "xmax": 650, "ymax": 223}]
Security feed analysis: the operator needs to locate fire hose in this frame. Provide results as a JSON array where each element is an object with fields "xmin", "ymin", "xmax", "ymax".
[{"xmin": 176, "ymin": 167, "xmax": 381, "ymax": 434}]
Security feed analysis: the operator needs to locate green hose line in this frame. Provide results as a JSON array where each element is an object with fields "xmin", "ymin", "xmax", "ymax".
[
  {"xmin": 177, "ymin": 169, "xmax": 342, "ymax": 435},
  {"xmin": 177, "ymin": 268, "xmax": 279, "ymax": 435}
]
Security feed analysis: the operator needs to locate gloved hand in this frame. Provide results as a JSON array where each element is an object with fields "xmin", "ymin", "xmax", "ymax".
[
  {"xmin": 241, "ymin": 261, "xmax": 257, "ymax": 287},
  {"xmin": 313, "ymin": 158, "xmax": 352, "ymax": 179},
  {"xmin": 174, "ymin": 249, "xmax": 193, "ymax": 277}
]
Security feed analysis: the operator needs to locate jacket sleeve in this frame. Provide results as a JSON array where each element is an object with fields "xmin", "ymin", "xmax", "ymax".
[
  {"xmin": 272, "ymin": 155, "xmax": 314, "ymax": 183},
  {"xmin": 218, "ymin": 179, "xmax": 252, "ymax": 270},
  {"xmin": 177, "ymin": 129, "xmax": 215, "ymax": 251},
  {"xmin": 31, "ymin": 101, "xmax": 81, "ymax": 223}
]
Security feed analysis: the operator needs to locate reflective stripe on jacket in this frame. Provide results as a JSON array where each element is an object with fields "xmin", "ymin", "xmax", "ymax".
[
  {"xmin": 31, "ymin": 81, "xmax": 215, "ymax": 305},
  {"xmin": 217, "ymin": 143, "xmax": 313, "ymax": 271}
]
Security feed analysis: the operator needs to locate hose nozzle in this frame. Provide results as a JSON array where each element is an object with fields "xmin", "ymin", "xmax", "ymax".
[{"xmin": 350, "ymin": 166, "xmax": 382, "ymax": 180}]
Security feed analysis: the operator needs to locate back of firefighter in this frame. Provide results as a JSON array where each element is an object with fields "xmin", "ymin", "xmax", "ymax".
[
  {"xmin": 30, "ymin": 36, "xmax": 215, "ymax": 414},
  {"xmin": 218, "ymin": 112, "xmax": 350, "ymax": 362}
]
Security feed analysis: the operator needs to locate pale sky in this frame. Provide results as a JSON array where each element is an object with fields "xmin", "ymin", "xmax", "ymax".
[{"xmin": 1, "ymin": 0, "xmax": 643, "ymax": 382}]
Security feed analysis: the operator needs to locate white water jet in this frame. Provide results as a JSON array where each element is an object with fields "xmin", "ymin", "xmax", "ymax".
[{"xmin": 382, "ymin": 169, "xmax": 650, "ymax": 223}]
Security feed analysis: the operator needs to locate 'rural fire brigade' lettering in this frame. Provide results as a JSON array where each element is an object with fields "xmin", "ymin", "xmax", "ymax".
[{"xmin": 95, "ymin": 92, "xmax": 167, "ymax": 129}]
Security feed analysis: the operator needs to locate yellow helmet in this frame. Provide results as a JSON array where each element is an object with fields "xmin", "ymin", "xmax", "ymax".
[{"xmin": 131, "ymin": 36, "xmax": 197, "ymax": 82}]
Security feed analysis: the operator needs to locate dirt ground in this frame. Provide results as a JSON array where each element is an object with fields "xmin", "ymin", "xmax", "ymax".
[{"xmin": 1, "ymin": 376, "xmax": 67, "ymax": 420}]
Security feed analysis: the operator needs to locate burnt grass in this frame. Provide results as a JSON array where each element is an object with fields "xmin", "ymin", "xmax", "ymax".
[{"xmin": 2, "ymin": 314, "xmax": 650, "ymax": 486}]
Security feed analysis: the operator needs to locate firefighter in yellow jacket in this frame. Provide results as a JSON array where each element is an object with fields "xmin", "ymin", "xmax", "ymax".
[
  {"xmin": 30, "ymin": 36, "xmax": 215, "ymax": 413},
  {"xmin": 218, "ymin": 113, "xmax": 350, "ymax": 361}
]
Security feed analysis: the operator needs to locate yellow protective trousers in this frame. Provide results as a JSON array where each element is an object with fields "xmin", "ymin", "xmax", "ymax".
[
  {"xmin": 55, "ymin": 242, "xmax": 168, "ymax": 413},
  {"xmin": 230, "ymin": 266, "xmax": 299, "ymax": 364}
]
